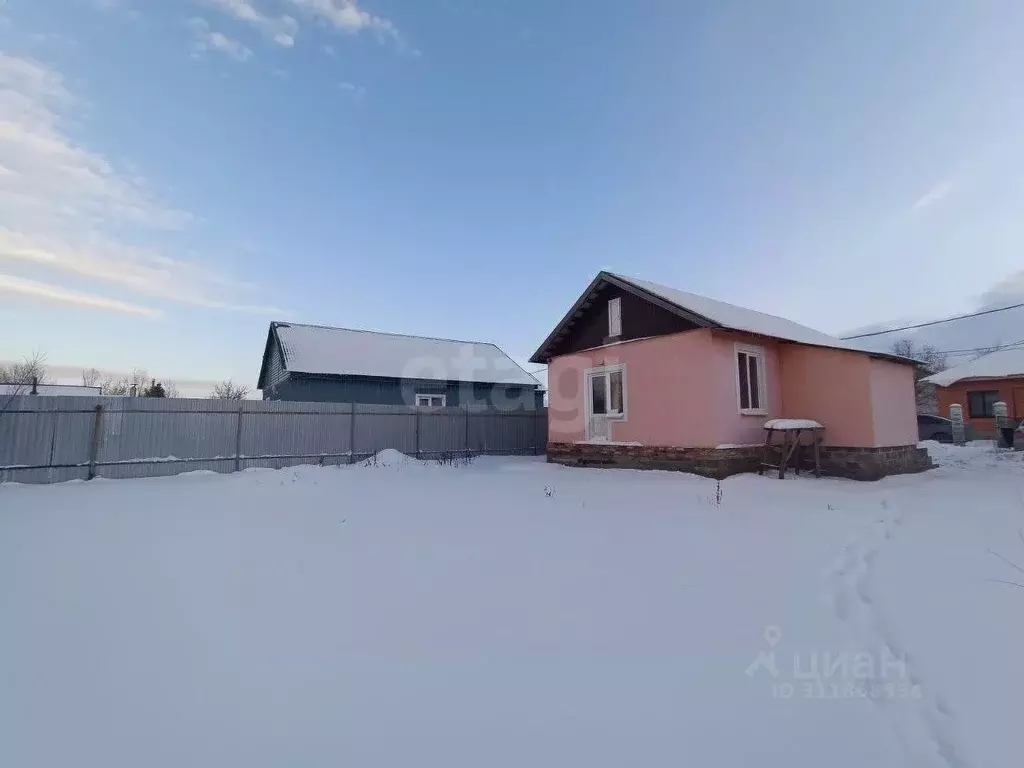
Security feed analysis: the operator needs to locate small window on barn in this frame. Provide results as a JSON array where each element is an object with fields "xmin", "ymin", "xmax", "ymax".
[
  {"xmin": 967, "ymin": 390, "xmax": 1000, "ymax": 419},
  {"xmin": 608, "ymin": 297, "xmax": 622, "ymax": 337},
  {"xmin": 415, "ymin": 394, "xmax": 446, "ymax": 407},
  {"xmin": 735, "ymin": 344, "xmax": 766, "ymax": 415}
]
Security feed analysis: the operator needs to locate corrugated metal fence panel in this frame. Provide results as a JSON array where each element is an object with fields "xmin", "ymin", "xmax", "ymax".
[
  {"xmin": 95, "ymin": 398, "xmax": 236, "ymax": 480},
  {"xmin": 53, "ymin": 409, "xmax": 100, "ymax": 468},
  {"xmin": 0, "ymin": 398, "xmax": 55, "ymax": 468},
  {"xmin": 536, "ymin": 412, "xmax": 549, "ymax": 450},
  {"xmin": 469, "ymin": 410, "xmax": 542, "ymax": 455},
  {"xmin": 419, "ymin": 409, "xmax": 469, "ymax": 456},
  {"xmin": 240, "ymin": 401, "xmax": 353, "ymax": 462},
  {"xmin": 98, "ymin": 398, "xmax": 237, "ymax": 465},
  {"xmin": 103, "ymin": 459, "xmax": 237, "ymax": 480},
  {"xmin": 1, "ymin": 397, "xmax": 549, "ymax": 484},
  {"xmin": 354, "ymin": 404, "xmax": 417, "ymax": 457},
  {"xmin": 0, "ymin": 396, "xmax": 95, "ymax": 483}
]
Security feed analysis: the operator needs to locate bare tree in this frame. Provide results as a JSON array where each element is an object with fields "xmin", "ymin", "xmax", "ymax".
[
  {"xmin": 101, "ymin": 368, "xmax": 152, "ymax": 396},
  {"xmin": 892, "ymin": 340, "xmax": 948, "ymax": 415},
  {"xmin": 0, "ymin": 351, "xmax": 50, "ymax": 417},
  {"xmin": 81, "ymin": 368, "xmax": 102, "ymax": 388},
  {"xmin": 0, "ymin": 351, "xmax": 50, "ymax": 386},
  {"xmin": 210, "ymin": 379, "xmax": 250, "ymax": 400},
  {"xmin": 99, "ymin": 368, "xmax": 182, "ymax": 397}
]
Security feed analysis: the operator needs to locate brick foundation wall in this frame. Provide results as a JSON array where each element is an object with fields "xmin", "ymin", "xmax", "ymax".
[
  {"xmin": 547, "ymin": 443, "xmax": 762, "ymax": 479},
  {"xmin": 817, "ymin": 445, "xmax": 933, "ymax": 481},
  {"xmin": 547, "ymin": 442, "xmax": 932, "ymax": 481}
]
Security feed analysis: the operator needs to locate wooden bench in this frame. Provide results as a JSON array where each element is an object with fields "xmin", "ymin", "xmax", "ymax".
[{"xmin": 759, "ymin": 419, "xmax": 824, "ymax": 479}]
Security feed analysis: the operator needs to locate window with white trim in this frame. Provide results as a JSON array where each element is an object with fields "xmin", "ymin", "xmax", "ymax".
[
  {"xmin": 608, "ymin": 297, "xmax": 622, "ymax": 337},
  {"xmin": 735, "ymin": 345, "xmax": 766, "ymax": 414},
  {"xmin": 415, "ymin": 394, "xmax": 446, "ymax": 407},
  {"xmin": 588, "ymin": 364, "xmax": 626, "ymax": 418}
]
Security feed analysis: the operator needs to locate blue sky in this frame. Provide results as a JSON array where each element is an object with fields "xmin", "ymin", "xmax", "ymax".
[{"xmin": 2, "ymin": 0, "xmax": 1024, "ymax": 390}]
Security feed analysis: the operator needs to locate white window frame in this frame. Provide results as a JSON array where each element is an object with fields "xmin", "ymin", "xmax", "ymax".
[
  {"xmin": 415, "ymin": 394, "xmax": 446, "ymax": 408},
  {"xmin": 608, "ymin": 297, "xmax": 622, "ymax": 337},
  {"xmin": 584, "ymin": 363, "xmax": 627, "ymax": 421},
  {"xmin": 734, "ymin": 343, "xmax": 767, "ymax": 416}
]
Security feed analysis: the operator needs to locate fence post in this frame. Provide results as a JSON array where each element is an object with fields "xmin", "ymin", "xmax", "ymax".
[
  {"xmin": 994, "ymin": 401, "xmax": 1010, "ymax": 448},
  {"xmin": 235, "ymin": 404, "xmax": 244, "ymax": 472},
  {"xmin": 87, "ymin": 404, "xmax": 103, "ymax": 480},
  {"xmin": 949, "ymin": 404, "xmax": 966, "ymax": 445},
  {"xmin": 415, "ymin": 408, "xmax": 421, "ymax": 459},
  {"xmin": 349, "ymin": 403, "xmax": 357, "ymax": 464},
  {"xmin": 48, "ymin": 409, "xmax": 59, "ymax": 469},
  {"xmin": 465, "ymin": 406, "xmax": 471, "ymax": 457}
]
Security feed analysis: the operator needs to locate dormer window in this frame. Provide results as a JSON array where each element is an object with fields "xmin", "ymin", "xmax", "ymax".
[{"xmin": 608, "ymin": 297, "xmax": 622, "ymax": 337}]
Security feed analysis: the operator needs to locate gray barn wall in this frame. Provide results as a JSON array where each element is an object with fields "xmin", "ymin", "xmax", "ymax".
[
  {"xmin": 262, "ymin": 341, "xmax": 289, "ymax": 392},
  {"xmin": 267, "ymin": 375, "xmax": 544, "ymax": 409},
  {"xmin": 0, "ymin": 396, "xmax": 548, "ymax": 485}
]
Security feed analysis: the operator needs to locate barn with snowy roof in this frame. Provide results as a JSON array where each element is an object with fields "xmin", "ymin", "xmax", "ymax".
[{"xmin": 257, "ymin": 322, "xmax": 543, "ymax": 409}]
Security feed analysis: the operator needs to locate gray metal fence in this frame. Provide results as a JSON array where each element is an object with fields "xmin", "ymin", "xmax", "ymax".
[{"xmin": 0, "ymin": 396, "xmax": 548, "ymax": 485}]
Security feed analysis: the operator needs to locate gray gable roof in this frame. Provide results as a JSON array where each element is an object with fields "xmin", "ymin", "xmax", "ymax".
[{"xmin": 259, "ymin": 322, "xmax": 541, "ymax": 389}]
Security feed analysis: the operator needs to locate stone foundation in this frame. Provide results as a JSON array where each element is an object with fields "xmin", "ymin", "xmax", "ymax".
[
  {"xmin": 816, "ymin": 445, "xmax": 933, "ymax": 481},
  {"xmin": 547, "ymin": 443, "xmax": 762, "ymax": 479},
  {"xmin": 547, "ymin": 442, "xmax": 933, "ymax": 481}
]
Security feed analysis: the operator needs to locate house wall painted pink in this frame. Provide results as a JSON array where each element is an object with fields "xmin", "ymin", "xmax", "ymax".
[
  {"xmin": 777, "ymin": 344, "xmax": 875, "ymax": 446},
  {"xmin": 548, "ymin": 330, "xmax": 721, "ymax": 446},
  {"xmin": 707, "ymin": 331, "xmax": 783, "ymax": 446},
  {"xmin": 548, "ymin": 329, "xmax": 919, "ymax": 449},
  {"xmin": 869, "ymin": 359, "xmax": 919, "ymax": 447}
]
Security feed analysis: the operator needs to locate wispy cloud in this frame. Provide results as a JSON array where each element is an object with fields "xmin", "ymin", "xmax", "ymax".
[
  {"xmin": 338, "ymin": 80, "xmax": 366, "ymax": 98},
  {"xmin": 0, "ymin": 274, "xmax": 160, "ymax": 316},
  {"xmin": 286, "ymin": 0, "xmax": 413, "ymax": 52},
  {"xmin": 0, "ymin": 55, "xmax": 190, "ymax": 230},
  {"xmin": 188, "ymin": 18, "xmax": 254, "ymax": 61},
  {"xmin": 203, "ymin": 0, "xmax": 299, "ymax": 48},
  {"xmin": 911, "ymin": 179, "xmax": 954, "ymax": 212},
  {"xmin": 88, "ymin": 0, "xmax": 143, "ymax": 21},
  {"xmin": 977, "ymin": 268, "xmax": 1024, "ymax": 310},
  {"xmin": 0, "ymin": 53, "xmax": 281, "ymax": 315},
  {"xmin": 0, "ymin": 229, "xmax": 284, "ymax": 314}
]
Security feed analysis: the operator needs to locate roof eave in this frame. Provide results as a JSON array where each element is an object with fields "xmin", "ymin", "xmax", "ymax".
[
  {"xmin": 287, "ymin": 370, "xmax": 540, "ymax": 387},
  {"xmin": 256, "ymin": 321, "xmax": 288, "ymax": 390},
  {"xmin": 927, "ymin": 373, "xmax": 1024, "ymax": 387}
]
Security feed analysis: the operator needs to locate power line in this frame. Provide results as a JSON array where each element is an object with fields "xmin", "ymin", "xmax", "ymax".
[
  {"xmin": 841, "ymin": 301, "xmax": 1024, "ymax": 340},
  {"xmin": 939, "ymin": 340, "xmax": 1024, "ymax": 357}
]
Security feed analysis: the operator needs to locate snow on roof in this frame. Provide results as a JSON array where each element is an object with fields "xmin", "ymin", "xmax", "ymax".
[
  {"xmin": 274, "ymin": 323, "xmax": 542, "ymax": 387},
  {"xmin": 611, "ymin": 273, "xmax": 898, "ymax": 359},
  {"xmin": 0, "ymin": 384, "xmax": 101, "ymax": 396},
  {"xmin": 924, "ymin": 347, "xmax": 1024, "ymax": 387}
]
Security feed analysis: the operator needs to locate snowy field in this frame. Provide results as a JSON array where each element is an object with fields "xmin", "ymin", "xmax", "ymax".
[{"xmin": 2, "ymin": 444, "xmax": 1023, "ymax": 768}]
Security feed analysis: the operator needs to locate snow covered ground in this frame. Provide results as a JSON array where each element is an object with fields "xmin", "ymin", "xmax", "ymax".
[{"xmin": 1, "ymin": 444, "xmax": 1023, "ymax": 768}]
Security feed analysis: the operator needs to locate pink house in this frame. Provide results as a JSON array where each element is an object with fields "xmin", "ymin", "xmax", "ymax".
[{"xmin": 530, "ymin": 272, "xmax": 930, "ymax": 480}]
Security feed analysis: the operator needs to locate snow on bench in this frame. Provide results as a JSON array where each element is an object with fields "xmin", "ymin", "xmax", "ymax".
[{"xmin": 763, "ymin": 418, "xmax": 823, "ymax": 431}]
